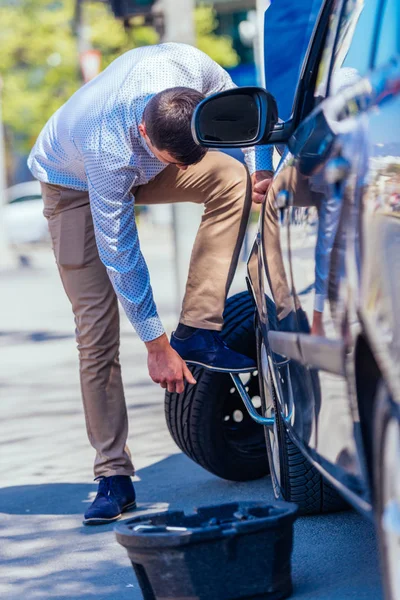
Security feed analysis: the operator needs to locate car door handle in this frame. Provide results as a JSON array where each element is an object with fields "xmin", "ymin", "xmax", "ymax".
[
  {"xmin": 325, "ymin": 156, "xmax": 351, "ymax": 184},
  {"xmin": 276, "ymin": 190, "xmax": 292, "ymax": 209}
]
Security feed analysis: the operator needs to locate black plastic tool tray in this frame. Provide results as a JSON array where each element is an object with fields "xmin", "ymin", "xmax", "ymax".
[{"xmin": 115, "ymin": 501, "xmax": 298, "ymax": 600}]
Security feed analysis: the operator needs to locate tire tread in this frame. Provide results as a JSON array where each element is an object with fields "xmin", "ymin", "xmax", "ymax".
[
  {"xmin": 165, "ymin": 291, "xmax": 268, "ymax": 481},
  {"xmin": 261, "ymin": 340, "xmax": 347, "ymax": 515}
]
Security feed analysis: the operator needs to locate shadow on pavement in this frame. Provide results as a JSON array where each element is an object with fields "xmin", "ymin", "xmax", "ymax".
[
  {"xmin": 0, "ymin": 482, "xmax": 98, "ymax": 515},
  {"xmin": 0, "ymin": 453, "xmax": 383, "ymax": 600},
  {"xmin": 0, "ymin": 453, "xmax": 269, "ymax": 600},
  {"xmin": 0, "ymin": 453, "xmax": 271, "ymax": 517}
]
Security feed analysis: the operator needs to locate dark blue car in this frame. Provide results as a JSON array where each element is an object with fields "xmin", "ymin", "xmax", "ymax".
[{"xmin": 168, "ymin": 2, "xmax": 400, "ymax": 598}]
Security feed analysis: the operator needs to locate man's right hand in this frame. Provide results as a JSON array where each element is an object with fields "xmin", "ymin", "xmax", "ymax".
[
  {"xmin": 251, "ymin": 170, "xmax": 274, "ymax": 204},
  {"xmin": 145, "ymin": 333, "xmax": 196, "ymax": 394}
]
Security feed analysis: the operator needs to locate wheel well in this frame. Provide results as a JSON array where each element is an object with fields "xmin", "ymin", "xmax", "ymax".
[{"xmin": 354, "ymin": 334, "xmax": 381, "ymax": 483}]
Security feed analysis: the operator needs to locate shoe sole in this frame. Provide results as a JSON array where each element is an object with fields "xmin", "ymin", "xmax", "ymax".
[
  {"xmin": 185, "ymin": 359, "xmax": 256, "ymax": 374},
  {"xmin": 83, "ymin": 501, "xmax": 137, "ymax": 526}
]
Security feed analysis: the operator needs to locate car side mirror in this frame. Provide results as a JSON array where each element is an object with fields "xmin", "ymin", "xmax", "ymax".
[{"xmin": 192, "ymin": 87, "xmax": 279, "ymax": 148}]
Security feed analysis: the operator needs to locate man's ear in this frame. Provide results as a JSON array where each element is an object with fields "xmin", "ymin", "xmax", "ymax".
[{"xmin": 138, "ymin": 122, "xmax": 146, "ymax": 138}]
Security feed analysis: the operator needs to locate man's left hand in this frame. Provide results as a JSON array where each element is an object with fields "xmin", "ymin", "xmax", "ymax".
[{"xmin": 251, "ymin": 170, "xmax": 274, "ymax": 204}]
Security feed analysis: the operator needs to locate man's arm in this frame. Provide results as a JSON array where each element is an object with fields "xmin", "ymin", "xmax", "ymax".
[
  {"xmin": 85, "ymin": 150, "xmax": 195, "ymax": 393},
  {"xmin": 145, "ymin": 334, "xmax": 196, "ymax": 393}
]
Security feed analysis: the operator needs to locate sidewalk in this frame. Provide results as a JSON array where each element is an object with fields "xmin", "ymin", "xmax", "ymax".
[{"xmin": 0, "ymin": 227, "xmax": 382, "ymax": 600}]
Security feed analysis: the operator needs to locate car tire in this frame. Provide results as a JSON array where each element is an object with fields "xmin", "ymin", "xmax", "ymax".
[
  {"xmin": 374, "ymin": 381, "xmax": 400, "ymax": 600},
  {"xmin": 257, "ymin": 327, "xmax": 347, "ymax": 515},
  {"xmin": 164, "ymin": 291, "xmax": 269, "ymax": 481}
]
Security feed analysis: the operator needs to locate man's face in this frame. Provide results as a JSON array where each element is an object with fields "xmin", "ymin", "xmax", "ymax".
[{"xmin": 138, "ymin": 123, "xmax": 189, "ymax": 171}]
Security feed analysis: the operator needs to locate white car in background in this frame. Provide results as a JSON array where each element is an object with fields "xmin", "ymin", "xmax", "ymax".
[{"xmin": 4, "ymin": 181, "xmax": 49, "ymax": 244}]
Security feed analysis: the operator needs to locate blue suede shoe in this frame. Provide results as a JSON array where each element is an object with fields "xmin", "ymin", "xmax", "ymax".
[
  {"xmin": 170, "ymin": 329, "xmax": 256, "ymax": 373},
  {"xmin": 83, "ymin": 475, "xmax": 136, "ymax": 526}
]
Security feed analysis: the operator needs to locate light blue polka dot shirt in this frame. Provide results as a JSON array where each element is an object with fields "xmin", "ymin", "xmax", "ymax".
[{"xmin": 28, "ymin": 43, "xmax": 273, "ymax": 342}]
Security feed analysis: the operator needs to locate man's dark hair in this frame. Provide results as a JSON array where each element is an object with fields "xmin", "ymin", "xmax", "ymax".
[{"xmin": 143, "ymin": 87, "xmax": 207, "ymax": 166}]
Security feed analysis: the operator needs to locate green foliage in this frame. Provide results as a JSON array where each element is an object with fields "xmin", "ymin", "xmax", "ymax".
[
  {"xmin": 195, "ymin": 5, "xmax": 239, "ymax": 68},
  {"xmin": 88, "ymin": 7, "xmax": 159, "ymax": 68},
  {"xmin": 0, "ymin": 0, "xmax": 160, "ymax": 152},
  {"xmin": 0, "ymin": 0, "xmax": 239, "ymax": 154}
]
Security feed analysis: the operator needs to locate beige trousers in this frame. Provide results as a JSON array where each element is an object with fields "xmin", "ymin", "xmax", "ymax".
[{"xmin": 41, "ymin": 151, "xmax": 251, "ymax": 477}]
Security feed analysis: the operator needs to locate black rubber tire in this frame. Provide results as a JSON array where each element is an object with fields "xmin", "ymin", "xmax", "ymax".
[
  {"xmin": 165, "ymin": 291, "xmax": 269, "ymax": 481},
  {"xmin": 274, "ymin": 423, "xmax": 348, "ymax": 515},
  {"xmin": 374, "ymin": 381, "xmax": 400, "ymax": 600},
  {"xmin": 257, "ymin": 325, "xmax": 347, "ymax": 515}
]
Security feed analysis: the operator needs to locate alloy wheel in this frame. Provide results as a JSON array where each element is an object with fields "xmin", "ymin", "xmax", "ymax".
[{"xmin": 260, "ymin": 341, "xmax": 281, "ymax": 491}]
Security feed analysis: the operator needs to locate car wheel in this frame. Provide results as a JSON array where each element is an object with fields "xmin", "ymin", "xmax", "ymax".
[
  {"xmin": 257, "ymin": 327, "xmax": 347, "ymax": 515},
  {"xmin": 374, "ymin": 381, "xmax": 400, "ymax": 600},
  {"xmin": 164, "ymin": 291, "xmax": 269, "ymax": 481}
]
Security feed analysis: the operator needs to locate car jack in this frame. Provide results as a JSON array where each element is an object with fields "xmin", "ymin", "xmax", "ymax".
[{"xmin": 229, "ymin": 372, "xmax": 275, "ymax": 428}]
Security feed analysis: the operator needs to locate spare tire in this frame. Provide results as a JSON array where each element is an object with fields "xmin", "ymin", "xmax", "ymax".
[{"xmin": 165, "ymin": 291, "xmax": 269, "ymax": 481}]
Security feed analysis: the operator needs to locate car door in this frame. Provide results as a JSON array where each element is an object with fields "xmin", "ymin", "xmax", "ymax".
[
  {"xmin": 260, "ymin": 0, "xmax": 346, "ymax": 464},
  {"xmin": 353, "ymin": 0, "xmax": 400, "ymax": 454},
  {"xmin": 286, "ymin": 0, "xmax": 382, "ymax": 498}
]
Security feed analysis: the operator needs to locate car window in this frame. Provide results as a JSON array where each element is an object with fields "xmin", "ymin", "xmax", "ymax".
[
  {"xmin": 264, "ymin": 0, "xmax": 324, "ymax": 121},
  {"xmin": 313, "ymin": 0, "xmax": 343, "ymax": 102},
  {"xmin": 374, "ymin": 0, "xmax": 400, "ymax": 68},
  {"xmin": 9, "ymin": 195, "xmax": 42, "ymax": 204},
  {"xmin": 328, "ymin": 0, "xmax": 381, "ymax": 95}
]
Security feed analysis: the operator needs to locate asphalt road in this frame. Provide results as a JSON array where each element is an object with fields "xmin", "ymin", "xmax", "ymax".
[{"xmin": 0, "ymin": 232, "xmax": 383, "ymax": 600}]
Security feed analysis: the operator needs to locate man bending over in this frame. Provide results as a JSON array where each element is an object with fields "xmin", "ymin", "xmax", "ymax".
[{"xmin": 28, "ymin": 42, "xmax": 273, "ymax": 524}]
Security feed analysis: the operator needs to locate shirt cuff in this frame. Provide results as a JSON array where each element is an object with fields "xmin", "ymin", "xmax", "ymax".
[
  {"xmin": 244, "ymin": 145, "xmax": 274, "ymax": 175},
  {"xmin": 134, "ymin": 315, "xmax": 165, "ymax": 342}
]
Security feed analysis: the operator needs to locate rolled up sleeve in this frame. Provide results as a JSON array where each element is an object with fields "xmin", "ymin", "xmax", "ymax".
[{"xmin": 243, "ymin": 146, "xmax": 274, "ymax": 175}]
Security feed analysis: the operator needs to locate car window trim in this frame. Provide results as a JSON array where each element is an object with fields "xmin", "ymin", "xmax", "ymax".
[
  {"xmin": 326, "ymin": 0, "xmax": 385, "ymax": 96},
  {"xmin": 268, "ymin": 0, "xmax": 339, "ymax": 144},
  {"xmin": 370, "ymin": 0, "xmax": 398, "ymax": 69},
  {"xmin": 370, "ymin": 0, "xmax": 386, "ymax": 68},
  {"xmin": 290, "ymin": 0, "xmax": 336, "ymax": 116},
  {"xmin": 325, "ymin": 0, "xmax": 348, "ymax": 97}
]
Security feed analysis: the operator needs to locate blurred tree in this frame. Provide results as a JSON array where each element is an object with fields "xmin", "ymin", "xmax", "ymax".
[
  {"xmin": 0, "ymin": 0, "xmax": 238, "ymax": 155},
  {"xmin": 195, "ymin": 4, "xmax": 239, "ymax": 68}
]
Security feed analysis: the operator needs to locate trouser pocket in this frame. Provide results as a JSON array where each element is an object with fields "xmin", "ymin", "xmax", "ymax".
[
  {"xmin": 41, "ymin": 182, "xmax": 92, "ymax": 269},
  {"xmin": 49, "ymin": 204, "xmax": 91, "ymax": 269},
  {"xmin": 41, "ymin": 182, "xmax": 63, "ymax": 219}
]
